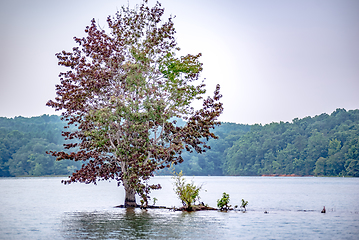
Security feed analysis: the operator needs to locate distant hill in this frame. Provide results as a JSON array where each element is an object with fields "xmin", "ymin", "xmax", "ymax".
[
  {"xmin": 172, "ymin": 108, "xmax": 359, "ymax": 177},
  {"xmin": 221, "ymin": 108, "xmax": 359, "ymax": 177},
  {"xmin": 1, "ymin": 108, "xmax": 358, "ymax": 177},
  {"xmin": 0, "ymin": 115, "xmax": 81, "ymax": 177}
]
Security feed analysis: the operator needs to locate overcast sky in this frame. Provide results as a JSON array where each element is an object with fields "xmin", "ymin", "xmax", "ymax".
[{"xmin": 0, "ymin": 0, "xmax": 358, "ymax": 124}]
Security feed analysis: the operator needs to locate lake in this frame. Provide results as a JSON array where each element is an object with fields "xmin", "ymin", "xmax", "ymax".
[{"xmin": 0, "ymin": 176, "xmax": 358, "ymax": 239}]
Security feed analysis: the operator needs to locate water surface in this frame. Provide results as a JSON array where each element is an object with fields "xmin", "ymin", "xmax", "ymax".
[{"xmin": 0, "ymin": 176, "xmax": 358, "ymax": 239}]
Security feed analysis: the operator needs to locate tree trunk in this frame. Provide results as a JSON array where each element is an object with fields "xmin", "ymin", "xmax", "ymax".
[{"xmin": 124, "ymin": 182, "xmax": 137, "ymax": 207}]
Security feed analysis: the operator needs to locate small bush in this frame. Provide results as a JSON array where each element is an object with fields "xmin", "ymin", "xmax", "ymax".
[
  {"xmin": 217, "ymin": 192, "xmax": 231, "ymax": 210},
  {"xmin": 172, "ymin": 170, "xmax": 201, "ymax": 210}
]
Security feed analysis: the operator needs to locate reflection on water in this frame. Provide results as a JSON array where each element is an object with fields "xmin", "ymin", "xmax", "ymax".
[
  {"xmin": 62, "ymin": 208, "xmax": 223, "ymax": 239},
  {"xmin": 62, "ymin": 208, "xmax": 152, "ymax": 239},
  {"xmin": 61, "ymin": 207, "xmax": 359, "ymax": 239}
]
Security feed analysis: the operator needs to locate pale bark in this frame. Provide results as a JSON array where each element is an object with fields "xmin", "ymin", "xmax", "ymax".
[
  {"xmin": 123, "ymin": 179, "xmax": 137, "ymax": 207},
  {"xmin": 124, "ymin": 187, "xmax": 137, "ymax": 207}
]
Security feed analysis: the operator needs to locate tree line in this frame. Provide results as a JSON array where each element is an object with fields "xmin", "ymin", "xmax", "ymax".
[
  {"xmin": 1, "ymin": 108, "xmax": 358, "ymax": 177},
  {"xmin": 0, "ymin": 115, "xmax": 81, "ymax": 177},
  {"xmin": 174, "ymin": 108, "xmax": 359, "ymax": 177}
]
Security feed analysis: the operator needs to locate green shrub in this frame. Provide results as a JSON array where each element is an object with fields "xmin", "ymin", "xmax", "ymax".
[
  {"xmin": 172, "ymin": 170, "xmax": 201, "ymax": 210},
  {"xmin": 217, "ymin": 192, "xmax": 231, "ymax": 210},
  {"xmin": 240, "ymin": 199, "xmax": 248, "ymax": 211}
]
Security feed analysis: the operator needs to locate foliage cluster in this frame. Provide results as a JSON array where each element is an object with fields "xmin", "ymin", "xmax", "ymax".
[
  {"xmin": 166, "ymin": 122, "xmax": 250, "ymax": 175},
  {"xmin": 241, "ymin": 199, "xmax": 248, "ymax": 211},
  {"xmin": 172, "ymin": 170, "xmax": 202, "ymax": 210},
  {"xmin": 0, "ymin": 115, "xmax": 80, "ymax": 177},
  {"xmin": 216, "ymin": 192, "xmax": 248, "ymax": 211},
  {"xmin": 217, "ymin": 192, "xmax": 230, "ymax": 210}
]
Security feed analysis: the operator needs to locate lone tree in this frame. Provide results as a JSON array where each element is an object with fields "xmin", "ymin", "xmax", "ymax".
[{"xmin": 47, "ymin": 0, "xmax": 223, "ymax": 207}]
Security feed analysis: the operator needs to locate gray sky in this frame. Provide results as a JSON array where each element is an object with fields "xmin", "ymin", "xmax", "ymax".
[{"xmin": 0, "ymin": 0, "xmax": 358, "ymax": 124}]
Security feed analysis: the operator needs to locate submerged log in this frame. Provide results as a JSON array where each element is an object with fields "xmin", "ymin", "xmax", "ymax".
[
  {"xmin": 114, "ymin": 204, "xmax": 218, "ymax": 211},
  {"xmin": 115, "ymin": 205, "xmax": 167, "ymax": 209},
  {"xmin": 175, "ymin": 205, "xmax": 218, "ymax": 211}
]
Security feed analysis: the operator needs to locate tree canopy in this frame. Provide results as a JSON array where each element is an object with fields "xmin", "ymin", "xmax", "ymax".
[{"xmin": 46, "ymin": 1, "xmax": 223, "ymax": 207}]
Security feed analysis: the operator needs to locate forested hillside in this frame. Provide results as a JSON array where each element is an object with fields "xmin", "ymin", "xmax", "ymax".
[
  {"xmin": 0, "ymin": 115, "xmax": 81, "ymax": 177},
  {"xmin": 222, "ymin": 108, "xmax": 359, "ymax": 177},
  {"xmin": 170, "ymin": 122, "xmax": 251, "ymax": 175},
  {"xmin": 1, "ymin": 109, "xmax": 359, "ymax": 177}
]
